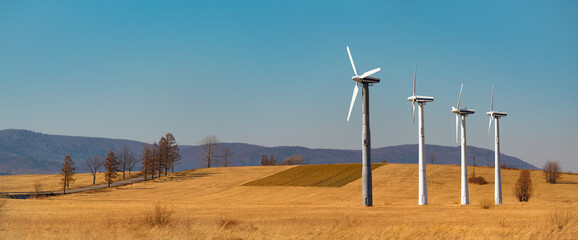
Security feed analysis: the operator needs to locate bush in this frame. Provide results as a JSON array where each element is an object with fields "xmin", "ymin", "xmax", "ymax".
[
  {"xmin": 543, "ymin": 161, "xmax": 561, "ymax": 184},
  {"xmin": 144, "ymin": 202, "xmax": 174, "ymax": 227},
  {"xmin": 514, "ymin": 170, "xmax": 533, "ymax": 202},
  {"xmin": 218, "ymin": 217, "xmax": 239, "ymax": 230},
  {"xmin": 549, "ymin": 208, "xmax": 575, "ymax": 230},
  {"xmin": 480, "ymin": 199, "xmax": 494, "ymax": 209},
  {"xmin": 468, "ymin": 176, "xmax": 487, "ymax": 185}
]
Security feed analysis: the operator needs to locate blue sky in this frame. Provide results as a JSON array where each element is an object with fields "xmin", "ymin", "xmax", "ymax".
[{"xmin": 1, "ymin": 1, "xmax": 577, "ymax": 172}]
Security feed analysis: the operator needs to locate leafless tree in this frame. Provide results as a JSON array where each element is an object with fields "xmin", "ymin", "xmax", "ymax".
[
  {"xmin": 85, "ymin": 155, "xmax": 104, "ymax": 185},
  {"xmin": 280, "ymin": 154, "xmax": 305, "ymax": 165},
  {"xmin": 543, "ymin": 161, "xmax": 562, "ymax": 184},
  {"xmin": 220, "ymin": 147, "xmax": 233, "ymax": 167},
  {"xmin": 514, "ymin": 170, "xmax": 533, "ymax": 202},
  {"xmin": 61, "ymin": 154, "xmax": 76, "ymax": 194},
  {"xmin": 200, "ymin": 135, "xmax": 219, "ymax": 168},
  {"xmin": 33, "ymin": 179, "xmax": 43, "ymax": 198},
  {"xmin": 430, "ymin": 153, "xmax": 436, "ymax": 164},
  {"xmin": 141, "ymin": 144, "xmax": 153, "ymax": 181},
  {"xmin": 117, "ymin": 146, "xmax": 137, "ymax": 178},
  {"xmin": 164, "ymin": 133, "xmax": 181, "ymax": 173},
  {"xmin": 104, "ymin": 150, "xmax": 119, "ymax": 188}
]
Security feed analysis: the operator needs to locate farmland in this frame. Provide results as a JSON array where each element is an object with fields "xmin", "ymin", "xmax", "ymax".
[{"xmin": 0, "ymin": 163, "xmax": 577, "ymax": 239}]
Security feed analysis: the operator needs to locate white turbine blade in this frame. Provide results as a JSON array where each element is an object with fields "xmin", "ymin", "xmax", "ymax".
[
  {"xmin": 360, "ymin": 67, "xmax": 381, "ymax": 78},
  {"xmin": 456, "ymin": 114, "xmax": 459, "ymax": 143},
  {"xmin": 491, "ymin": 85, "xmax": 494, "ymax": 111},
  {"xmin": 413, "ymin": 61, "xmax": 417, "ymax": 96},
  {"xmin": 347, "ymin": 84, "xmax": 359, "ymax": 122},
  {"xmin": 457, "ymin": 84, "xmax": 464, "ymax": 109},
  {"xmin": 346, "ymin": 46, "xmax": 358, "ymax": 76},
  {"xmin": 412, "ymin": 101, "xmax": 416, "ymax": 123},
  {"xmin": 488, "ymin": 116, "xmax": 493, "ymax": 134}
]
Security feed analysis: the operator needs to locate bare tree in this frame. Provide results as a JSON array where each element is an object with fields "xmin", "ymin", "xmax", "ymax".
[
  {"xmin": 104, "ymin": 150, "xmax": 119, "ymax": 188},
  {"xmin": 430, "ymin": 153, "xmax": 436, "ymax": 165},
  {"xmin": 165, "ymin": 133, "xmax": 181, "ymax": 173},
  {"xmin": 117, "ymin": 146, "xmax": 137, "ymax": 178},
  {"xmin": 141, "ymin": 144, "xmax": 153, "ymax": 181},
  {"xmin": 61, "ymin": 154, "xmax": 76, "ymax": 194},
  {"xmin": 200, "ymin": 135, "xmax": 219, "ymax": 168},
  {"xmin": 33, "ymin": 179, "xmax": 43, "ymax": 199},
  {"xmin": 280, "ymin": 154, "xmax": 305, "ymax": 165},
  {"xmin": 85, "ymin": 155, "xmax": 104, "ymax": 185},
  {"xmin": 221, "ymin": 147, "xmax": 233, "ymax": 167},
  {"xmin": 543, "ymin": 161, "xmax": 562, "ymax": 184},
  {"xmin": 260, "ymin": 154, "xmax": 267, "ymax": 166},
  {"xmin": 514, "ymin": 169, "xmax": 533, "ymax": 202}
]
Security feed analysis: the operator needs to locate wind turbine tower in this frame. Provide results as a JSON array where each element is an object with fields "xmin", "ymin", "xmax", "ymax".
[
  {"xmin": 346, "ymin": 46, "xmax": 381, "ymax": 207},
  {"xmin": 451, "ymin": 84, "xmax": 475, "ymax": 205},
  {"xmin": 407, "ymin": 62, "xmax": 434, "ymax": 205},
  {"xmin": 487, "ymin": 85, "xmax": 507, "ymax": 205}
]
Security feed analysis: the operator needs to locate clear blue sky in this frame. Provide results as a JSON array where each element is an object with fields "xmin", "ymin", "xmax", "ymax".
[{"xmin": 1, "ymin": 1, "xmax": 577, "ymax": 172}]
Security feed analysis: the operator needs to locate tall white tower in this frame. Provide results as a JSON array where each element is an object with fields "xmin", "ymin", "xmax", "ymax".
[
  {"xmin": 487, "ymin": 86, "xmax": 507, "ymax": 205},
  {"xmin": 451, "ymin": 84, "xmax": 475, "ymax": 205},
  {"xmin": 407, "ymin": 62, "xmax": 434, "ymax": 205}
]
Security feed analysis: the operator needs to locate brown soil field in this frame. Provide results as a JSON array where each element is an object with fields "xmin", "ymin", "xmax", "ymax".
[{"xmin": 0, "ymin": 164, "xmax": 576, "ymax": 239}]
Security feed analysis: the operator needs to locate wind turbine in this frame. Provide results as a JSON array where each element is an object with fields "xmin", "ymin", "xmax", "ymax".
[
  {"xmin": 487, "ymin": 85, "xmax": 507, "ymax": 205},
  {"xmin": 451, "ymin": 84, "xmax": 475, "ymax": 205},
  {"xmin": 346, "ymin": 46, "xmax": 381, "ymax": 207},
  {"xmin": 407, "ymin": 61, "xmax": 434, "ymax": 205}
]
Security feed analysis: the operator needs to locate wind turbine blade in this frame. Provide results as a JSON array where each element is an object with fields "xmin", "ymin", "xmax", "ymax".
[
  {"xmin": 346, "ymin": 46, "xmax": 358, "ymax": 76},
  {"xmin": 456, "ymin": 114, "xmax": 459, "ymax": 143},
  {"xmin": 360, "ymin": 68, "xmax": 381, "ymax": 78},
  {"xmin": 491, "ymin": 85, "xmax": 494, "ymax": 111},
  {"xmin": 347, "ymin": 84, "xmax": 359, "ymax": 122},
  {"xmin": 412, "ymin": 101, "xmax": 416, "ymax": 123},
  {"xmin": 457, "ymin": 84, "xmax": 463, "ymax": 109},
  {"xmin": 413, "ymin": 61, "xmax": 417, "ymax": 96},
  {"xmin": 488, "ymin": 116, "xmax": 493, "ymax": 134}
]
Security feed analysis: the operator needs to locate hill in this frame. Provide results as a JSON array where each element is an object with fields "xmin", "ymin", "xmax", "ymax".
[{"xmin": 0, "ymin": 129, "xmax": 538, "ymax": 174}]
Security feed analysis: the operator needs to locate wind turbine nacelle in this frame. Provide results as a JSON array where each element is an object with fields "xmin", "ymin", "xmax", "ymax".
[
  {"xmin": 452, "ymin": 108, "xmax": 475, "ymax": 115},
  {"xmin": 408, "ymin": 96, "xmax": 434, "ymax": 102},
  {"xmin": 353, "ymin": 76, "xmax": 380, "ymax": 83},
  {"xmin": 487, "ymin": 111, "xmax": 507, "ymax": 117}
]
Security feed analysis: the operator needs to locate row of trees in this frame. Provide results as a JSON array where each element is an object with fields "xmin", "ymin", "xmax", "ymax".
[
  {"xmin": 260, "ymin": 154, "xmax": 305, "ymax": 166},
  {"xmin": 60, "ymin": 149, "xmax": 121, "ymax": 193},
  {"xmin": 59, "ymin": 133, "xmax": 180, "ymax": 192},
  {"xmin": 85, "ymin": 146, "xmax": 138, "ymax": 185},
  {"xmin": 141, "ymin": 133, "xmax": 181, "ymax": 181}
]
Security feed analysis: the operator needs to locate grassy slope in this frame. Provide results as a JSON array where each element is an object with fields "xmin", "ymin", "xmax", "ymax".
[
  {"xmin": 1, "ymin": 164, "xmax": 577, "ymax": 239},
  {"xmin": 244, "ymin": 163, "xmax": 384, "ymax": 187},
  {"xmin": 0, "ymin": 172, "xmax": 140, "ymax": 192}
]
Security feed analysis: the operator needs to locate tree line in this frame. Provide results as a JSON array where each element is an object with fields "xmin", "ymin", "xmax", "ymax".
[{"xmin": 59, "ymin": 132, "xmax": 180, "ymax": 193}]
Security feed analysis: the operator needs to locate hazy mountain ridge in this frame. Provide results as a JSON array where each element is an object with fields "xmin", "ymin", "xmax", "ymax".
[{"xmin": 0, "ymin": 129, "xmax": 538, "ymax": 175}]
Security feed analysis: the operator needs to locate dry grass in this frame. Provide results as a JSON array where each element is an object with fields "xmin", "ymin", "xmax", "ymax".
[
  {"xmin": 0, "ymin": 164, "xmax": 576, "ymax": 239},
  {"xmin": 244, "ymin": 163, "xmax": 384, "ymax": 187},
  {"xmin": 549, "ymin": 207, "xmax": 575, "ymax": 230},
  {"xmin": 480, "ymin": 199, "xmax": 494, "ymax": 209},
  {"xmin": 144, "ymin": 202, "xmax": 174, "ymax": 227},
  {"xmin": 0, "ymin": 171, "xmax": 140, "ymax": 192}
]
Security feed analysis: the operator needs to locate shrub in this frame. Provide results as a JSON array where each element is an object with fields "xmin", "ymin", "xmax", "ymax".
[
  {"xmin": 218, "ymin": 217, "xmax": 239, "ymax": 230},
  {"xmin": 480, "ymin": 199, "xmax": 494, "ymax": 209},
  {"xmin": 549, "ymin": 208, "xmax": 575, "ymax": 230},
  {"xmin": 144, "ymin": 202, "xmax": 174, "ymax": 227},
  {"xmin": 543, "ymin": 161, "xmax": 561, "ymax": 184},
  {"xmin": 514, "ymin": 170, "xmax": 533, "ymax": 202},
  {"xmin": 280, "ymin": 154, "xmax": 305, "ymax": 165},
  {"xmin": 468, "ymin": 176, "xmax": 487, "ymax": 185}
]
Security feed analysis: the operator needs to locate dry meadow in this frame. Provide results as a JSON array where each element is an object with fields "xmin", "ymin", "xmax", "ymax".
[{"xmin": 0, "ymin": 164, "xmax": 576, "ymax": 239}]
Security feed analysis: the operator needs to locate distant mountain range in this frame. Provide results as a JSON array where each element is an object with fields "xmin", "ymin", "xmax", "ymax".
[{"xmin": 0, "ymin": 129, "xmax": 538, "ymax": 175}]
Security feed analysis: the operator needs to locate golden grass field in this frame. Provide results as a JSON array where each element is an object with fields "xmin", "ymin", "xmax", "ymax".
[
  {"xmin": 0, "ymin": 163, "xmax": 577, "ymax": 239},
  {"xmin": 0, "ymin": 172, "xmax": 140, "ymax": 193}
]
